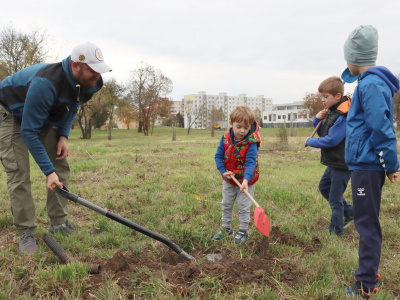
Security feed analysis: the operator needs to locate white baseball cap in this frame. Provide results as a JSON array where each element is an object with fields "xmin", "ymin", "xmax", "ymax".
[{"xmin": 71, "ymin": 42, "xmax": 112, "ymax": 73}]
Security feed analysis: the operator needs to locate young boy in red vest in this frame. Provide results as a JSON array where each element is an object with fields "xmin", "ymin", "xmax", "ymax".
[
  {"xmin": 305, "ymin": 77, "xmax": 353, "ymax": 237},
  {"xmin": 213, "ymin": 106, "xmax": 261, "ymax": 244}
]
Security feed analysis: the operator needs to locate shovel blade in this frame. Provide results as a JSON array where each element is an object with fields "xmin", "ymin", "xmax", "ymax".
[{"xmin": 254, "ymin": 207, "xmax": 270, "ymax": 237}]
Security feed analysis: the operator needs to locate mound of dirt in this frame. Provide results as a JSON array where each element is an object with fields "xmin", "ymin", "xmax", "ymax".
[{"xmin": 84, "ymin": 226, "xmax": 321, "ymax": 298}]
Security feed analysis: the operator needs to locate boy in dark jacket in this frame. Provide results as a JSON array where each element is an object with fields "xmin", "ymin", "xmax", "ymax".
[
  {"xmin": 213, "ymin": 106, "xmax": 261, "ymax": 244},
  {"xmin": 305, "ymin": 76, "xmax": 353, "ymax": 237},
  {"xmin": 342, "ymin": 25, "xmax": 399, "ymax": 299}
]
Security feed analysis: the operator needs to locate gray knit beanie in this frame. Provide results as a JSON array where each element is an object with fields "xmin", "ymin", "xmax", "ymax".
[{"xmin": 344, "ymin": 25, "xmax": 378, "ymax": 66}]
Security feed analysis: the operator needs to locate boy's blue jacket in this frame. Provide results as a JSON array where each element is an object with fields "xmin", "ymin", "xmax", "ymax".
[
  {"xmin": 345, "ymin": 66, "xmax": 399, "ymax": 173},
  {"xmin": 0, "ymin": 56, "xmax": 103, "ymax": 175}
]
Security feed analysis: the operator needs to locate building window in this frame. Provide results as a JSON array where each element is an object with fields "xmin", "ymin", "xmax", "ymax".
[{"xmin": 278, "ymin": 115, "xmax": 281, "ymax": 119}]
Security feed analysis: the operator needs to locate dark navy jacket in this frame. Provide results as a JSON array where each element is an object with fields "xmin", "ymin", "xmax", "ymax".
[
  {"xmin": 306, "ymin": 97, "xmax": 350, "ymax": 170},
  {"xmin": 345, "ymin": 66, "xmax": 399, "ymax": 173},
  {"xmin": 0, "ymin": 56, "xmax": 103, "ymax": 175}
]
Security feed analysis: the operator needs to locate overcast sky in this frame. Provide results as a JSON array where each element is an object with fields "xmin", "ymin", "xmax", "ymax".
[{"xmin": 1, "ymin": 0, "xmax": 399, "ymax": 104}]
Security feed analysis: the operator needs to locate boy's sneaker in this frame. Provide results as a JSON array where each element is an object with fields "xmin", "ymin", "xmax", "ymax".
[
  {"xmin": 48, "ymin": 220, "xmax": 73, "ymax": 235},
  {"xmin": 212, "ymin": 227, "xmax": 234, "ymax": 241},
  {"xmin": 19, "ymin": 229, "xmax": 38, "ymax": 254},
  {"xmin": 345, "ymin": 281, "xmax": 379, "ymax": 299},
  {"xmin": 344, "ymin": 215, "xmax": 354, "ymax": 229},
  {"xmin": 234, "ymin": 229, "xmax": 249, "ymax": 244}
]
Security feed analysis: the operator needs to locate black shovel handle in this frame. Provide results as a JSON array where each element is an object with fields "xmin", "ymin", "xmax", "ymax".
[{"xmin": 52, "ymin": 184, "xmax": 194, "ymax": 261}]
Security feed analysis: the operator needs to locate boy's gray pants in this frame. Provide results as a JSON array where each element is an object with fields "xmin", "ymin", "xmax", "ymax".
[
  {"xmin": 221, "ymin": 180, "xmax": 255, "ymax": 231},
  {"xmin": 0, "ymin": 105, "xmax": 70, "ymax": 235}
]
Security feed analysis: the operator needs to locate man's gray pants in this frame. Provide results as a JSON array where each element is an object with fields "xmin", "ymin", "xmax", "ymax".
[
  {"xmin": 221, "ymin": 180, "xmax": 255, "ymax": 231},
  {"xmin": 0, "ymin": 105, "xmax": 70, "ymax": 235}
]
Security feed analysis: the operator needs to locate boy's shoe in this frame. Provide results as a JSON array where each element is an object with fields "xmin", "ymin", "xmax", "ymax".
[
  {"xmin": 344, "ymin": 215, "xmax": 354, "ymax": 229},
  {"xmin": 234, "ymin": 229, "xmax": 249, "ymax": 244},
  {"xmin": 19, "ymin": 229, "xmax": 38, "ymax": 254},
  {"xmin": 345, "ymin": 281, "xmax": 379, "ymax": 299},
  {"xmin": 212, "ymin": 227, "xmax": 234, "ymax": 241},
  {"xmin": 48, "ymin": 220, "xmax": 73, "ymax": 235}
]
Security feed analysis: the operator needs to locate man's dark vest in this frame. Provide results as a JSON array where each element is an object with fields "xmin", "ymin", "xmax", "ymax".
[{"xmin": 320, "ymin": 96, "xmax": 350, "ymax": 170}]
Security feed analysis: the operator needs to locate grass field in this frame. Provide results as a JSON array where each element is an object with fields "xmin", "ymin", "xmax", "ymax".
[{"xmin": 0, "ymin": 126, "xmax": 399, "ymax": 299}]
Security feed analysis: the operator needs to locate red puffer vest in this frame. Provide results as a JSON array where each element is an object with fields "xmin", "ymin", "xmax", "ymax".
[{"xmin": 223, "ymin": 121, "xmax": 261, "ymax": 185}]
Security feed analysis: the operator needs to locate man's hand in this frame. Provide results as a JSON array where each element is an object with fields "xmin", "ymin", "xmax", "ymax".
[
  {"xmin": 56, "ymin": 136, "xmax": 68, "ymax": 161},
  {"xmin": 47, "ymin": 172, "xmax": 62, "ymax": 192},
  {"xmin": 387, "ymin": 171, "xmax": 399, "ymax": 183}
]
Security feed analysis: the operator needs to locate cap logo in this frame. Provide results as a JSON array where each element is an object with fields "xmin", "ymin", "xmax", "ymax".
[
  {"xmin": 78, "ymin": 55, "xmax": 85, "ymax": 62},
  {"xmin": 95, "ymin": 49, "xmax": 104, "ymax": 61}
]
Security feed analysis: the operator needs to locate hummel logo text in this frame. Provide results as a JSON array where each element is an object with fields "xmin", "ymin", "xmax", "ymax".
[{"xmin": 357, "ymin": 188, "xmax": 366, "ymax": 196}]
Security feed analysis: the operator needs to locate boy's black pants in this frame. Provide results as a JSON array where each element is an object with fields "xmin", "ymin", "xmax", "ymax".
[{"xmin": 351, "ymin": 170, "xmax": 385, "ymax": 291}]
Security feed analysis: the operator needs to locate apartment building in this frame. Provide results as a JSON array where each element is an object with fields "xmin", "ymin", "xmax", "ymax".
[
  {"xmin": 170, "ymin": 100, "xmax": 184, "ymax": 116},
  {"xmin": 262, "ymin": 101, "xmax": 311, "ymax": 128},
  {"xmin": 184, "ymin": 91, "xmax": 272, "ymax": 129}
]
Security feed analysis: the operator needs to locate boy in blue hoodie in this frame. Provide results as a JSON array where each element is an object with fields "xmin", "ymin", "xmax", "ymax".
[
  {"xmin": 305, "ymin": 76, "xmax": 353, "ymax": 237},
  {"xmin": 342, "ymin": 25, "xmax": 399, "ymax": 299}
]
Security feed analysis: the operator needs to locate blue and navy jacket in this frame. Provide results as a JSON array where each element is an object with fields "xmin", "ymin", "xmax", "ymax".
[
  {"xmin": 0, "ymin": 56, "xmax": 103, "ymax": 175},
  {"xmin": 345, "ymin": 66, "xmax": 400, "ymax": 173}
]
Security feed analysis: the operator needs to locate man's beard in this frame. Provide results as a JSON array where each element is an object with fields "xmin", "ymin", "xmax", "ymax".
[{"xmin": 77, "ymin": 69, "xmax": 99, "ymax": 89}]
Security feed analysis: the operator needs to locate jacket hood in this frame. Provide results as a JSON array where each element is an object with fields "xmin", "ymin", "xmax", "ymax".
[
  {"xmin": 331, "ymin": 96, "xmax": 351, "ymax": 115},
  {"xmin": 361, "ymin": 66, "xmax": 400, "ymax": 97},
  {"xmin": 62, "ymin": 56, "xmax": 103, "ymax": 95},
  {"xmin": 229, "ymin": 120, "xmax": 258, "ymax": 141}
]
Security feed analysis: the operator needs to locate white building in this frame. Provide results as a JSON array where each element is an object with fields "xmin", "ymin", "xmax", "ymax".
[
  {"xmin": 184, "ymin": 91, "xmax": 272, "ymax": 129},
  {"xmin": 262, "ymin": 101, "xmax": 311, "ymax": 128}
]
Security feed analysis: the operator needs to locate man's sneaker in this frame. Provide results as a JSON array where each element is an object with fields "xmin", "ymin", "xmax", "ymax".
[
  {"xmin": 234, "ymin": 229, "xmax": 249, "ymax": 244},
  {"xmin": 19, "ymin": 229, "xmax": 38, "ymax": 254},
  {"xmin": 212, "ymin": 227, "xmax": 234, "ymax": 241},
  {"xmin": 48, "ymin": 220, "xmax": 73, "ymax": 235},
  {"xmin": 344, "ymin": 215, "xmax": 354, "ymax": 229},
  {"xmin": 345, "ymin": 281, "xmax": 379, "ymax": 299}
]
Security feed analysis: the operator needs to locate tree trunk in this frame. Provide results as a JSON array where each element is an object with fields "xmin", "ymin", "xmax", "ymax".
[
  {"xmin": 108, "ymin": 116, "xmax": 112, "ymax": 140},
  {"xmin": 211, "ymin": 125, "xmax": 214, "ymax": 137},
  {"xmin": 151, "ymin": 120, "xmax": 155, "ymax": 136},
  {"xmin": 172, "ymin": 122, "xmax": 176, "ymax": 141}
]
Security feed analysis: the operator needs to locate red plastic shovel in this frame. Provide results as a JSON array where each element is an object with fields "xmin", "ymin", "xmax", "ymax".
[{"xmin": 230, "ymin": 176, "xmax": 270, "ymax": 237}]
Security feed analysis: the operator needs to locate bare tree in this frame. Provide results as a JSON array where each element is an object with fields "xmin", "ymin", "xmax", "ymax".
[
  {"xmin": 77, "ymin": 92, "xmax": 108, "ymax": 139},
  {"xmin": 127, "ymin": 62, "xmax": 172, "ymax": 136},
  {"xmin": 299, "ymin": 92, "xmax": 324, "ymax": 122},
  {"xmin": 185, "ymin": 104, "xmax": 203, "ymax": 135},
  {"xmin": 150, "ymin": 97, "xmax": 172, "ymax": 135},
  {"xmin": 101, "ymin": 78, "xmax": 124, "ymax": 140},
  {"xmin": 0, "ymin": 26, "xmax": 49, "ymax": 80}
]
